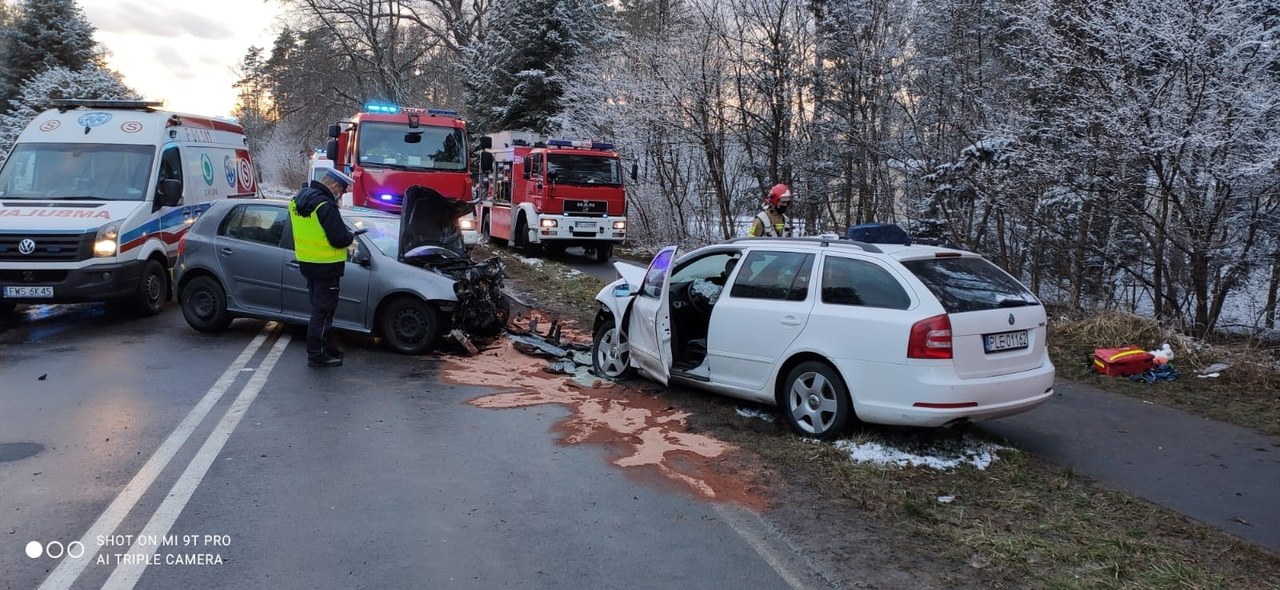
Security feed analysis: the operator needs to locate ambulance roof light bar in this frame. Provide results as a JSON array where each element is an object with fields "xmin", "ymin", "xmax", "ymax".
[{"xmin": 50, "ymin": 99, "xmax": 164, "ymax": 112}]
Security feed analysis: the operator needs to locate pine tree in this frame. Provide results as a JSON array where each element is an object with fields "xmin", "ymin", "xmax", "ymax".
[
  {"xmin": 0, "ymin": 65, "xmax": 138, "ymax": 161},
  {"xmin": 1, "ymin": 0, "xmax": 100, "ymax": 110},
  {"xmin": 463, "ymin": 0, "xmax": 614, "ymax": 133}
]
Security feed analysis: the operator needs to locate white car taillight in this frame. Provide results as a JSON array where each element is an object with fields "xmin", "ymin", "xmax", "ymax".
[{"xmin": 907, "ymin": 314, "xmax": 952, "ymax": 359}]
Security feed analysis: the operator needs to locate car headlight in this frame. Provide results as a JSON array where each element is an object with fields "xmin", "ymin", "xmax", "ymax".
[
  {"xmin": 94, "ymin": 220, "xmax": 123, "ymax": 257},
  {"xmin": 540, "ymin": 219, "xmax": 558, "ymax": 228}
]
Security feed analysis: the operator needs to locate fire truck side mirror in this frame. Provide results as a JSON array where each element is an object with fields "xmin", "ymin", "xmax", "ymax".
[
  {"xmin": 631, "ymin": 163, "xmax": 638, "ymax": 182},
  {"xmin": 325, "ymin": 139, "xmax": 339, "ymax": 163},
  {"xmin": 522, "ymin": 156, "xmax": 531, "ymax": 180},
  {"xmin": 480, "ymin": 152, "xmax": 493, "ymax": 173},
  {"xmin": 327, "ymin": 124, "xmax": 340, "ymax": 139},
  {"xmin": 478, "ymin": 136, "xmax": 492, "ymax": 150}
]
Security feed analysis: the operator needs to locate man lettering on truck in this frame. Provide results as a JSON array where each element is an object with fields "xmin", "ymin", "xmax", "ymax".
[{"xmin": 289, "ymin": 168, "xmax": 355, "ymax": 368}]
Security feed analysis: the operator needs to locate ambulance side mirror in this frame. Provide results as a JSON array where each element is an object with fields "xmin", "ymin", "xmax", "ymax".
[
  {"xmin": 159, "ymin": 179, "xmax": 183, "ymax": 207},
  {"xmin": 325, "ymin": 139, "xmax": 338, "ymax": 163},
  {"xmin": 327, "ymin": 124, "xmax": 340, "ymax": 139}
]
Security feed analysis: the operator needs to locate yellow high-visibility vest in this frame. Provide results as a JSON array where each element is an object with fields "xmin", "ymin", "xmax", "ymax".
[{"xmin": 290, "ymin": 201, "xmax": 346, "ymax": 263}]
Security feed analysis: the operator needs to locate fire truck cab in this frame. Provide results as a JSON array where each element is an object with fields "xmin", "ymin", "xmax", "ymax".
[
  {"xmin": 476, "ymin": 132, "xmax": 629, "ymax": 262},
  {"xmin": 324, "ymin": 104, "xmax": 477, "ymax": 247}
]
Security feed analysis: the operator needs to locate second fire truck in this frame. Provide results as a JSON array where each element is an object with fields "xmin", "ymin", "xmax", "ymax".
[{"xmin": 475, "ymin": 131, "xmax": 630, "ymax": 262}]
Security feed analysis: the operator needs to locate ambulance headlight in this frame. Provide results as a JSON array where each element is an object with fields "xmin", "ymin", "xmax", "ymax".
[{"xmin": 94, "ymin": 220, "xmax": 123, "ymax": 257}]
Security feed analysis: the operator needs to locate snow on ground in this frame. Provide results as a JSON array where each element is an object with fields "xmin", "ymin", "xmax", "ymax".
[
  {"xmin": 835, "ymin": 436, "xmax": 1005, "ymax": 471},
  {"xmin": 518, "ymin": 256, "xmax": 544, "ymax": 267},
  {"xmin": 735, "ymin": 407, "xmax": 775, "ymax": 422}
]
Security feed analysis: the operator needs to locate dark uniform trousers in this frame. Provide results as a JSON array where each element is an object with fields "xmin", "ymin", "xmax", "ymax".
[{"xmin": 306, "ymin": 276, "xmax": 341, "ymax": 358}]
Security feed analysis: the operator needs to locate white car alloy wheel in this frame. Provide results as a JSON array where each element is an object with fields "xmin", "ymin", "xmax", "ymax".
[
  {"xmin": 782, "ymin": 361, "xmax": 851, "ymax": 440},
  {"xmin": 592, "ymin": 324, "xmax": 634, "ymax": 380}
]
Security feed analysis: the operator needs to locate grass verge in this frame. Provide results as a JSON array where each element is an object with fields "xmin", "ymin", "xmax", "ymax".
[
  {"xmin": 498, "ymin": 253, "xmax": 1280, "ymax": 588},
  {"xmin": 1046, "ymin": 308, "xmax": 1280, "ymax": 436}
]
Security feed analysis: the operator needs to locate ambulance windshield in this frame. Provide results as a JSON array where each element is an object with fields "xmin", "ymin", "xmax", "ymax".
[
  {"xmin": 358, "ymin": 123, "xmax": 466, "ymax": 172},
  {"xmin": 546, "ymin": 154, "xmax": 622, "ymax": 186},
  {"xmin": 0, "ymin": 143, "xmax": 154, "ymax": 201}
]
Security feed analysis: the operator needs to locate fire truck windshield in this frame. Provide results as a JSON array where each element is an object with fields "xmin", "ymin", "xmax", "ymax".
[
  {"xmin": 546, "ymin": 154, "xmax": 621, "ymax": 186},
  {"xmin": 358, "ymin": 123, "xmax": 466, "ymax": 172}
]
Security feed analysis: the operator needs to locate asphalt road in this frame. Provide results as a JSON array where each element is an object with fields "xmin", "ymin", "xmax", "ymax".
[{"xmin": 0, "ymin": 303, "xmax": 829, "ymax": 590}]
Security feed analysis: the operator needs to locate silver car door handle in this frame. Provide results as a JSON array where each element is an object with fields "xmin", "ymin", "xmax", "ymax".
[
  {"xmin": 286, "ymin": 260, "xmax": 300, "ymax": 268},
  {"xmin": 780, "ymin": 316, "xmax": 802, "ymax": 326},
  {"xmin": 219, "ymin": 247, "xmax": 233, "ymax": 256}
]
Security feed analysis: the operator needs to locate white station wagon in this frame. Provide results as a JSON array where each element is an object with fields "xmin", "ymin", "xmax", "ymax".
[{"xmin": 591, "ymin": 237, "xmax": 1056, "ymax": 439}]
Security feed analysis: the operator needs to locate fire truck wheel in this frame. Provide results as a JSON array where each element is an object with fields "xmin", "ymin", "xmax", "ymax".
[
  {"xmin": 515, "ymin": 216, "xmax": 538, "ymax": 256},
  {"xmin": 479, "ymin": 215, "xmax": 492, "ymax": 245},
  {"xmin": 595, "ymin": 245, "xmax": 613, "ymax": 263},
  {"xmin": 380, "ymin": 297, "xmax": 441, "ymax": 354}
]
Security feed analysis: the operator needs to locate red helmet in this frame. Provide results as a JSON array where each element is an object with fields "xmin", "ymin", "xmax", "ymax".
[{"xmin": 766, "ymin": 183, "xmax": 791, "ymax": 207}]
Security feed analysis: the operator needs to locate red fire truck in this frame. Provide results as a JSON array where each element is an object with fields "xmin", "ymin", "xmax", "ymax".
[
  {"xmin": 475, "ymin": 132, "xmax": 630, "ymax": 262},
  {"xmin": 324, "ymin": 104, "xmax": 478, "ymax": 242}
]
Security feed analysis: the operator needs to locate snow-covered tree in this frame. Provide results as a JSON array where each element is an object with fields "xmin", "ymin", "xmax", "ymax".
[
  {"xmin": 0, "ymin": 65, "xmax": 138, "ymax": 163},
  {"xmin": 0, "ymin": 0, "xmax": 100, "ymax": 110},
  {"xmin": 464, "ymin": 0, "xmax": 615, "ymax": 133}
]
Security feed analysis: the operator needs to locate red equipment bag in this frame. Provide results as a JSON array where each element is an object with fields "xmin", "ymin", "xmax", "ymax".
[{"xmin": 1091, "ymin": 346, "xmax": 1154, "ymax": 377}]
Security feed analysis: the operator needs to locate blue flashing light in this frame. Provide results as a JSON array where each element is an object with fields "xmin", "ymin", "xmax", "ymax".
[
  {"xmin": 364, "ymin": 102, "xmax": 401, "ymax": 114},
  {"xmin": 379, "ymin": 194, "xmax": 395, "ymax": 201},
  {"xmin": 425, "ymin": 108, "xmax": 458, "ymax": 117}
]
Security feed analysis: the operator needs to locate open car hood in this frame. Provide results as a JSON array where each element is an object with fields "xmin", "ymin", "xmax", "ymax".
[{"xmin": 399, "ymin": 184, "xmax": 474, "ymax": 262}]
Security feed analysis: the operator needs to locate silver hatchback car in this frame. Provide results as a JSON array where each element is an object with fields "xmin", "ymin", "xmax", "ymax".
[{"xmin": 174, "ymin": 190, "xmax": 507, "ymax": 354}]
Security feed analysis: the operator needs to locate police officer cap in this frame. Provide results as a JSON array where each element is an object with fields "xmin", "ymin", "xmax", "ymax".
[{"xmin": 322, "ymin": 168, "xmax": 354, "ymax": 190}]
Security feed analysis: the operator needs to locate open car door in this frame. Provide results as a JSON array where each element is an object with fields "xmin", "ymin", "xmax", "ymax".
[{"xmin": 627, "ymin": 246, "xmax": 677, "ymax": 385}]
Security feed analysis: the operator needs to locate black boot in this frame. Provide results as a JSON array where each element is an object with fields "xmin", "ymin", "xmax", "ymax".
[{"xmin": 308, "ymin": 354, "xmax": 342, "ymax": 368}]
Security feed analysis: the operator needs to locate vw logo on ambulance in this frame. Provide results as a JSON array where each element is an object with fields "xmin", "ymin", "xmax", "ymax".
[{"xmin": 17, "ymin": 238, "xmax": 36, "ymax": 255}]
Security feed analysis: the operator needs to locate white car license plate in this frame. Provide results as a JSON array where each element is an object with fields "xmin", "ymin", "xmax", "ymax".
[
  {"xmin": 984, "ymin": 330, "xmax": 1028, "ymax": 353},
  {"xmin": 574, "ymin": 221, "xmax": 597, "ymax": 229},
  {"xmin": 3, "ymin": 286, "xmax": 53, "ymax": 298}
]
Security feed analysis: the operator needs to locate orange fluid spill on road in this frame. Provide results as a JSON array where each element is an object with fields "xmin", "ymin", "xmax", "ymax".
[{"xmin": 443, "ymin": 339, "xmax": 769, "ymax": 511}]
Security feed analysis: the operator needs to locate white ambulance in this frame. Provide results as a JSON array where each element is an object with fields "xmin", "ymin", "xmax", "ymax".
[{"xmin": 0, "ymin": 100, "xmax": 260, "ymax": 316}]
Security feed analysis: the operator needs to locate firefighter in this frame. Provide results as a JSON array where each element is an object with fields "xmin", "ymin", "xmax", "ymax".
[
  {"xmin": 290, "ymin": 168, "xmax": 356, "ymax": 368},
  {"xmin": 748, "ymin": 183, "xmax": 794, "ymax": 237}
]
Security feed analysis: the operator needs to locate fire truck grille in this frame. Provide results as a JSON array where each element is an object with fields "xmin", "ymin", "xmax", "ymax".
[{"xmin": 562, "ymin": 200, "xmax": 607, "ymax": 216}]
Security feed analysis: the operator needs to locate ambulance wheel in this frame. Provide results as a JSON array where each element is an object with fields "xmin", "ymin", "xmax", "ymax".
[
  {"xmin": 133, "ymin": 259, "xmax": 168, "ymax": 317},
  {"xmin": 595, "ymin": 244, "xmax": 613, "ymax": 263},
  {"xmin": 181, "ymin": 276, "xmax": 231, "ymax": 333},
  {"xmin": 380, "ymin": 297, "xmax": 441, "ymax": 355}
]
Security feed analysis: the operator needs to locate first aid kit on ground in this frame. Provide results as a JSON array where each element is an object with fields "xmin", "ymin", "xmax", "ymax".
[{"xmin": 1090, "ymin": 346, "xmax": 1155, "ymax": 377}]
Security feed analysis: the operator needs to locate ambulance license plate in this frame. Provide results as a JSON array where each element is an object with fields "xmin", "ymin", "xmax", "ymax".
[
  {"xmin": 3, "ymin": 286, "xmax": 53, "ymax": 298},
  {"xmin": 983, "ymin": 330, "xmax": 1028, "ymax": 353}
]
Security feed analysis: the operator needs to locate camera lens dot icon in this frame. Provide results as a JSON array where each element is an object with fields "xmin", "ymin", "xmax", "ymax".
[{"xmin": 25, "ymin": 541, "xmax": 42, "ymax": 559}]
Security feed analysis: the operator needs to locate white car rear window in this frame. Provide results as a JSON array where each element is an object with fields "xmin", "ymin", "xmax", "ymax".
[{"xmin": 901, "ymin": 257, "xmax": 1037, "ymax": 313}]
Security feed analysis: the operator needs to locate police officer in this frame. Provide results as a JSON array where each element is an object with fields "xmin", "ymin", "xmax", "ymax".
[
  {"xmin": 748, "ymin": 183, "xmax": 794, "ymax": 237},
  {"xmin": 290, "ymin": 168, "xmax": 355, "ymax": 368}
]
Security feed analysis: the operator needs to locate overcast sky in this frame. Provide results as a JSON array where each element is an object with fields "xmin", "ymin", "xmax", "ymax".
[{"xmin": 83, "ymin": 0, "xmax": 282, "ymax": 117}]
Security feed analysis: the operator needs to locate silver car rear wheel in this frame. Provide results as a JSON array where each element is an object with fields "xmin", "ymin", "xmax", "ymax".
[{"xmin": 781, "ymin": 361, "xmax": 852, "ymax": 440}]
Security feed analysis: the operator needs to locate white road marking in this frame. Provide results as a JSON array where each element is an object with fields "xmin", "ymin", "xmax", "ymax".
[
  {"xmin": 37, "ymin": 324, "xmax": 278, "ymax": 590},
  {"xmin": 712, "ymin": 503, "xmax": 834, "ymax": 590},
  {"xmin": 102, "ymin": 331, "xmax": 291, "ymax": 588}
]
